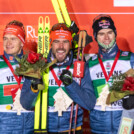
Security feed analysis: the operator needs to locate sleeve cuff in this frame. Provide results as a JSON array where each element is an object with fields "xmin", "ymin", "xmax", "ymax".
[{"xmin": 31, "ymin": 86, "xmax": 39, "ymax": 93}]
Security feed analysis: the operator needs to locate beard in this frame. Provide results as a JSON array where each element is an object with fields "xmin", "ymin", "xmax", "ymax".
[
  {"xmin": 97, "ymin": 38, "xmax": 116, "ymax": 50},
  {"xmin": 52, "ymin": 48, "xmax": 69, "ymax": 63}
]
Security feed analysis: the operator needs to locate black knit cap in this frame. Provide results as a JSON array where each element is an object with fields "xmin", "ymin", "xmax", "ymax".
[{"xmin": 92, "ymin": 14, "xmax": 117, "ymax": 40}]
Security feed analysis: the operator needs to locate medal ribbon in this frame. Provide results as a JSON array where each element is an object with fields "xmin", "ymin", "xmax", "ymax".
[
  {"xmin": 3, "ymin": 55, "xmax": 22, "ymax": 86},
  {"xmin": 50, "ymin": 65, "xmax": 70, "ymax": 87},
  {"xmin": 98, "ymin": 50, "xmax": 120, "ymax": 82}
]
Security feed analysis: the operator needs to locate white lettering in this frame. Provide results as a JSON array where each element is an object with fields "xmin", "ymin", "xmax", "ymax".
[
  {"xmin": 77, "ymin": 63, "xmax": 81, "ymax": 76},
  {"xmin": 33, "ymin": 28, "xmax": 38, "ymax": 38},
  {"xmin": 26, "ymin": 25, "xmax": 38, "ymax": 39}
]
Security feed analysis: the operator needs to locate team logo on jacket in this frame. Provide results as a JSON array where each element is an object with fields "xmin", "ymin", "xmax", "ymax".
[
  {"xmin": 99, "ymin": 20, "xmax": 110, "ymax": 29},
  {"xmin": 57, "ymin": 69, "xmax": 62, "ymax": 78},
  {"xmin": 100, "ymin": 54, "xmax": 103, "ymax": 59},
  {"xmin": 106, "ymin": 62, "xmax": 111, "ymax": 70}
]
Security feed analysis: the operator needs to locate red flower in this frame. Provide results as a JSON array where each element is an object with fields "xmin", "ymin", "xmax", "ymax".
[
  {"xmin": 121, "ymin": 76, "xmax": 134, "ymax": 91},
  {"xmin": 126, "ymin": 77, "xmax": 134, "ymax": 83},
  {"xmin": 27, "ymin": 51, "xmax": 40, "ymax": 64}
]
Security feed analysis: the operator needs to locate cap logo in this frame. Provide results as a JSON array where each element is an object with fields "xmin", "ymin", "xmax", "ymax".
[
  {"xmin": 59, "ymin": 35, "xmax": 65, "ymax": 38},
  {"xmin": 99, "ymin": 20, "xmax": 110, "ymax": 28}
]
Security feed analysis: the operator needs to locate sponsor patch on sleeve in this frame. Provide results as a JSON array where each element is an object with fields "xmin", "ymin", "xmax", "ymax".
[{"xmin": 121, "ymin": 52, "xmax": 129, "ymax": 56}]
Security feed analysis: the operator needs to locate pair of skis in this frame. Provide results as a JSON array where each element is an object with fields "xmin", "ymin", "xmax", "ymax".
[
  {"xmin": 37, "ymin": 16, "xmax": 50, "ymax": 58},
  {"xmin": 34, "ymin": 16, "xmax": 50, "ymax": 134},
  {"xmin": 51, "ymin": 0, "xmax": 71, "ymax": 26}
]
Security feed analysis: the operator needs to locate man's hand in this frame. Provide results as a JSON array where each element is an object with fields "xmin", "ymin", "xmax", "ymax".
[
  {"xmin": 70, "ymin": 21, "xmax": 79, "ymax": 34},
  {"xmin": 31, "ymin": 77, "xmax": 44, "ymax": 91},
  {"xmin": 122, "ymin": 95, "xmax": 134, "ymax": 110},
  {"xmin": 73, "ymin": 30, "xmax": 93, "ymax": 46},
  {"xmin": 60, "ymin": 70, "xmax": 73, "ymax": 86}
]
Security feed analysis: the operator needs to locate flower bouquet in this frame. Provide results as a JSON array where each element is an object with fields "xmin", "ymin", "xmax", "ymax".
[
  {"xmin": 106, "ymin": 69, "xmax": 134, "ymax": 104},
  {"xmin": 13, "ymin": 51, "xmax": 57, "ymax": 113},
  {"xmin": 15, "ymin": 51, "xmax": 57, "ymax": 79}
]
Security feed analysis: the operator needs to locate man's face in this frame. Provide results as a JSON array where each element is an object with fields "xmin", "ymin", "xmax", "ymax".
[
  {"xmin": 97, "ymin": 28, "xmax": 115, "ymax": 46},
  {"xmin": 51, "ymin": 38, "xmax": 70, "ymax": 62},
  {"xmin": 3, "ymin": 34, "xmax": 23, "ymax": 56}
]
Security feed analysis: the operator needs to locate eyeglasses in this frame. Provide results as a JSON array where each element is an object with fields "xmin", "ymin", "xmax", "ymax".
[
  {"xmin": 50, "ymin": 23, "xmax": 73, "ymax": 34},
  {"xmin": 93, "ymin": 14, "xmax": 112, "ymax": 23}
]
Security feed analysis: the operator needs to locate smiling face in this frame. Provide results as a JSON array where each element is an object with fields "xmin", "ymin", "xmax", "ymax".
[
  {"xmin": 3, "ymin": 34, "xmax": 23, "ymax": 56},
  {"xmin": 51, "ymin": 38, "xmax": 70, "ymax": 62},
  {"xmin": 97, "ymin": 28, "xmax": 115, "ymax": 46}
]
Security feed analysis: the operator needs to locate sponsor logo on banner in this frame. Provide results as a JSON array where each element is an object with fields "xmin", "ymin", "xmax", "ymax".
[
  {"xmin": 26, "ymin": 25, "xmax": 38, "ymax": 41},
  {"xmin": 114, "ymin": 0, "xmax": 134, "ymax": 7}
]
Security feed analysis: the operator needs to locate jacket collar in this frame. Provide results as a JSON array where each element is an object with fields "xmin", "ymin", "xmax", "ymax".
[
  {"xmin": 98, "ymin": 43, "xmax": 120, "ymax": 60},
  {"xmin": 4, "ymin": 50, "xmax": 23, "ymax": 63}
]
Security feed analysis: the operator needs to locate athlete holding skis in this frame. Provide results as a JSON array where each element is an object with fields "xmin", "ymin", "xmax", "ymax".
[{"xmin": 20, "ymin": 23, "xmax": 96, "ymax": 134}]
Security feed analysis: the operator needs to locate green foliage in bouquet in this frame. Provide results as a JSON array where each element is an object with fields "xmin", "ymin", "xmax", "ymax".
[
  {"xmin": 109, "ymin": 73, "xmax": 126, "ymax": 91},
  {"xmin": 15, "ymin": 51, "xmax": 57, "ymax": 79}
]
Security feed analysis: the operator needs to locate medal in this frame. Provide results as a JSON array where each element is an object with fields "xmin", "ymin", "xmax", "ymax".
[{"xmin": 53, "ymin": 88, "xmax": 73, "ymax": 116}]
